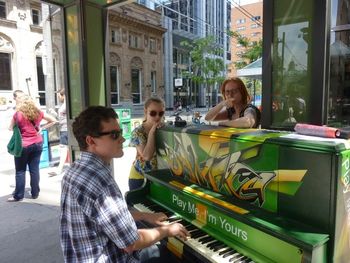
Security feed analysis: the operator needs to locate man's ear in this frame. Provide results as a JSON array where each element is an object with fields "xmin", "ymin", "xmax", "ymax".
[{"xmin": 86, "ymin": 135, "xmax": 96, "ymax": 148}]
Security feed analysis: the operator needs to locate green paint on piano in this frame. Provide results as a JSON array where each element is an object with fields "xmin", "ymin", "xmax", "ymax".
[{"xmin": 134, "ymin": 169, "xmax": 329, "ymax": 263}]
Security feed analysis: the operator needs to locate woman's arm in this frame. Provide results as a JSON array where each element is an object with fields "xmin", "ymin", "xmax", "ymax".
[
  {"xmin": 134, "ymin": 123, "xmax": 161, "ymax": 161},
  {"xmin": 205, "ymin": 99, "xmax": 235, "ymax": 121},
  {"xmin": 40, "ymin": 113, "xmax": 58, "ymax": 130},
  {"xmin": 8, "ymin": 116, "xmax": 15, "ymax": 131},
  {"xmin": 219, "ymin": 108, "xmax": 257, "ymax": 128}
]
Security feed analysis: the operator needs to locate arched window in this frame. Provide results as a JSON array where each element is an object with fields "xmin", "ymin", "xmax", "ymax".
[{"xmin": 0, "ymin": 34, "xmax": 14, "ymax": 91}]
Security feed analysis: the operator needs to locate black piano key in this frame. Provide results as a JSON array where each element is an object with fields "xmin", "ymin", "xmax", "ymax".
[
  {"xmin": 222, "ymin": 249, "xmax": 236, "ymax": 258},
  {"xmin": 204, "ymin": 239, "xmax": 218, "ymax": 247},
  {"xmin": 191, "ymin": 231, "xmax": 207, "ymax": 239},
  {"xmin": 185, "ymin": 224, "xmax": 197, "ymax": 231},
  {"xmin": 212, "ymin": 243, "xmax": 228, "ymax": 252},
  {"xmin": 229, "ymin": 254, "xmax": 244, "ymax": 262},
  {"xmin": 207, "ymin": 240, "xmax": 222, "ymax": 249},
  {"xmin": 188, "ymin": 229, "xmax": 202, "ymax": 237},
  {"xmin": 218, "ymin": 247, "xmax": 233, "ymax": 256},
  {"xmin": 237, "ymin": 256, "xmax": 249, "ymax": 263},
  {"xmin": 197, "ymin": 235, "xmax": 210, "ymax": 243},
  {"xmin": 199, "ymin": 236, "xmax": 215, "ymax": 244}
]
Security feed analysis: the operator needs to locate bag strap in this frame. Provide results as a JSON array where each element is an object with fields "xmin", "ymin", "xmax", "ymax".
[
  {"xmin": 30, "ymin": 120, "xmax": 39, "ymax": 132},
  {"xmin": 15, "ymin": 111, "xmax": 39, "ymax": 132}
]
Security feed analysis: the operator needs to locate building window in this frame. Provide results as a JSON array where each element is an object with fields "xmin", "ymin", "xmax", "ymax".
[
  {"xmin": 150, "ymin": 38, "xmax": 156, "ymax": 53},
  {"xmin": 0, "ymin": 52, "xmax": 11, "ymax": 90},
  {"xmin": 129, "ymin": 33, "xmax": 141, "ymax": 49},
  {"xmin": 251, "ymin": 24, "xmax": 259, "ymax": 29},
  {"xmin": 251, "ymin": 32, "xmax": 261, "ymax": 37},
  {"xmin": 151, "ymin": 71, "xmax": 156, "ymax": 93},
  {"xmin": 0, "ymin": 1, "xmax": 6, "ymax": 19},
  {"xmin": 251, "ymin": 16, "xmax": 261, "ymax": 21},
  {"xmin": 111, "ymin": 28, "xmax": 121, "ymax": 44},
  {"xmin": 237, "ymin": 26, "xmax": 246, "ymax": 31},
  {"xmin": 236, "ymin": 18, "xmax": 246, "ymax": 24},
  {"xmin": 110, "ymin": 66, "xmax": 120, "ymax": 105},
  {"xmin": 36, "ymin": 56, "xmax": 46, "ymax": 105},
  {"xmin": 31, "ymin": 9, "xmax": 40, "ymax": 25},
  {"xmin": 131, "ymin": 68, "xmax": 141, "ymax": 104}
]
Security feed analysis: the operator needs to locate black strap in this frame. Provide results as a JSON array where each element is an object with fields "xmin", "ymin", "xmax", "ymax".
[
  {"xmin": 30, "ymin": 120, "xmax": 39, "ymax": 132},
  {"xmin": 227, "ymin": 104, "xmax": 261, "ymax": 128}
]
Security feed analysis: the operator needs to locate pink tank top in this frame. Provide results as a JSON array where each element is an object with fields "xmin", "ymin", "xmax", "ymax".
[{"xmin": 14, "ymin": 111, "xmax": 44, "ymax": 147}]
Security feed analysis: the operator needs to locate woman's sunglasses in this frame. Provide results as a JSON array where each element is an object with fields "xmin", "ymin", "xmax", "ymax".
[
  {"xmin": 95, "ymin": 129, "xmax": 123, "ymax": 140},
  {"xmin": 149, "ymin": 110, "xmax": 165, "ymax": 117}
]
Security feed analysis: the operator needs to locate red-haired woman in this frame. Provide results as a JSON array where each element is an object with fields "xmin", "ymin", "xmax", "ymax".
[{"xmin": 205, "ymin": 77, "xmax": 261, "ymax": 128}]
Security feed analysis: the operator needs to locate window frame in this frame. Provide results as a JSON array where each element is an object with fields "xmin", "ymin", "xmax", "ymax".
[
  {"xmin": 0, "ymin": 52, "xmax": 12, "ymax": 91},
  {"xmin": 110, "ymin": 65, "xmax": 120, "ymax": 106},
  {"xmin": 131, "ymin": 68, "xmax": 142, "ymax": 104},
  {"xmin": 31, "ymin": 8, "xmax": 41, "ymax": 25}
]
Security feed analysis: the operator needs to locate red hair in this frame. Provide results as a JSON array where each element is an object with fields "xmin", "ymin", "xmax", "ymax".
[{"xmin": 220, "ymin": 77, "xmax": 250, "ymax": 105}]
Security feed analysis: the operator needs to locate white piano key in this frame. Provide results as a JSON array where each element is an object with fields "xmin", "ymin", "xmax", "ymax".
[{"xmin": 132, "ymin": 202, "xmax": 253, "ymax": 263}]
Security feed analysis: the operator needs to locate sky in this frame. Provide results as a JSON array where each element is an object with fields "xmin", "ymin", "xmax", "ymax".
[{"xmin": 235, "ymin": 0, "xmax": 262, "ymax": 5}]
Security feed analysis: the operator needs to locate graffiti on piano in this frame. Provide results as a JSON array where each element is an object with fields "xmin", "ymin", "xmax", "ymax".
[{"xmin": 158, "ymin": 129, "xmax": 307, "ymax": 211}]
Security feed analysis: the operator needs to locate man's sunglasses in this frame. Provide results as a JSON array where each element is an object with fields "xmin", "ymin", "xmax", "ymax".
[
  {"xmin": 149, "ymin": 110, "xmax": 165, "ymax": 117},
  {"xmin": 95, "ymin": 129, "xmax": 123, "ymax": 140}
]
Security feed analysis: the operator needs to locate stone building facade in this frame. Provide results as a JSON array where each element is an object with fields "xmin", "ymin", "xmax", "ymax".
[
  {"xmin": 108, "ymin": 3, "xmax": 166, "ymax": 113},
  {"xmin": 0, "ymin": 0, "xmax": 166, "ymax": 115}
]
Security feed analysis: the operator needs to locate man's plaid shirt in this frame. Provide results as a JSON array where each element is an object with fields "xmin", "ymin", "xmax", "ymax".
[{"xmin": 60, "ymin": 151, "xmax": 140, "ymax": 262}]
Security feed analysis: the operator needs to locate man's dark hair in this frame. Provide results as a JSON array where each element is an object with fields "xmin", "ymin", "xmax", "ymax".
[{"xmin": 73, "ymin": 106, "xmax": 118, "ymax": 150}]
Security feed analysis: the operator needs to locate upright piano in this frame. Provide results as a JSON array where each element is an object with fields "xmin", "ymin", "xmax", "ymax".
[{"xmin": 126, "ymin": 125, "xmax": 350, "ymax": 263}]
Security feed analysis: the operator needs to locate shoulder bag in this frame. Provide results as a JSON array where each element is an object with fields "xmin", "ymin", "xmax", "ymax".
[{"xmin": 7, "ymin": 112, "xmax": 23, "ymax": 157}]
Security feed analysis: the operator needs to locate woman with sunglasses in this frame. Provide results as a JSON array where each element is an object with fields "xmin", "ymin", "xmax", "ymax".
[
  {"xmin": 205, "ymin": 77, "xmax": 261, "ymax": 128},
  {"xmin": 129, "ymin": 97, "xmax": 165, "ymax": 190}
]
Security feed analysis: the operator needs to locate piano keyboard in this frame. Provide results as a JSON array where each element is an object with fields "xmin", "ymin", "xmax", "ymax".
[{"xmin": 132, "ymin": 200, "xmax": 256, "ymax": 263}]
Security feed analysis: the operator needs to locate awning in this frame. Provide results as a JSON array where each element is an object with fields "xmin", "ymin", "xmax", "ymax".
[{"xmin": 236, "ymin": 58, "xmax": 262, "ymax": 79}]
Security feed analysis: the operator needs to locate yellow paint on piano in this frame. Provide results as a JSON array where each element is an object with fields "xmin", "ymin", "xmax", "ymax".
[
  {"xmin": 170, "ymin": 181, "xmax": 249, "ymax": 215},
  {"xmin": 167, "ymin": 237, "xmax": 184, "ymax": 259}
]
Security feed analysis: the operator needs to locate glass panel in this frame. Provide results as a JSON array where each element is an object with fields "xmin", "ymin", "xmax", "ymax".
[
  {"xmin": 0, "ymin": 53, "xmax": 11, "ymax": 90},
  {"xmin": 271, "ymin": 1, "xmax": 313, "ymax": 128},
  {"xmin": 36, "ymin": 56, "xmax": 46, "ymax": 105},
  {"xmin": 151, "ymin": 71, "xmax": 156, "ymax": 93},
  {"xmin": 328, "ymin": 0, "xmax": 350, "ymax": 126},
  {"xmin": 32, "ymin": 9, "xmax": 40, "ymax": 25},
  {"xmin": 65, "ymin": 5, "xmax": 82, "ymax": 118},
  {"xmin": 131, "ymin": 68, "xmax": 140, "ymax": 104},
  {"xmin": 110, "ymin": 66, "xmax": 119, "ymax": 105},
  {"xmin": 0, "ymin": 2, "xmax": 6, "ymax": 19}
]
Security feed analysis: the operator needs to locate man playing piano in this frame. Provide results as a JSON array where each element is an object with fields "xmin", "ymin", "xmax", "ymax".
[{"xmin": 60, "ymin": 106, "xmax": 189, "ymax": 263}]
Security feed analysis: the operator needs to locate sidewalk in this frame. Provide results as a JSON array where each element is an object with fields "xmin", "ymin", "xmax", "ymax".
[{"xmin": 0, "ymin": 146, "xmax": 135, "ymax": 263}]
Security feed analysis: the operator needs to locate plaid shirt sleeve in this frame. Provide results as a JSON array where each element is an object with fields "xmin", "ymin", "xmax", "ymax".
[{"xmin": 93, "ymin": 184, "xmax": 139, "ymax": 249}]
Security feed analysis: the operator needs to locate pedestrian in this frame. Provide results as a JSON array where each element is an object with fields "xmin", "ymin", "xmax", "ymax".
[
  {"xmin": 7, "ymin": 95, "xmax": 57, "ymax": 202},
  {"xmin": 48, "ymin": 88, "xmax": 68, "ymax": 177},
  {"xmin": 12, "ymin": 90, "xmax": 25, "ymax": 106},
  {"xmin": 205, "ymin": 77, "xmax": 261, "ymax": 128},
  {"xmin": 128, "ymin": 97, "xmax": 165, "ymax": 190},
  {"xmin": 60, "ymin": 106, "xmax": 189, "ymax": 263}
]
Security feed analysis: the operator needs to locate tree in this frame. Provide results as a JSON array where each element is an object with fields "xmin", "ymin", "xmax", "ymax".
[
  {"xmin": 180, "ymin": 36, "xmax": 226, "ymax": 108},
  {"xmin": 230, "ymin": 31, "xmax": 262, "ymax": 69}
]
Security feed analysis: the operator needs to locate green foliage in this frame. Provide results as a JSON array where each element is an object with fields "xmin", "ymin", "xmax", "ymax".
[
  {"xmin": 229, "ymin": 31, "xmax": 262, "ymax": 69},
  {"xmin": 181, "ymin": 36, "xmax": 226, "ymax": 107},
  {"xmin": 181, "ymin": 36, "xmax": 226, "ymax": 84}
]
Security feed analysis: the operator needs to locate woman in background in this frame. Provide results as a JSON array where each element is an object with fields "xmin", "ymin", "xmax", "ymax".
[
  {"xmin": 128, "ymin": 97, "xmax": 165, "ymax": 190},
  {"xmin": 48, "ymin": 88, "xmax": 68, "ymax": 177},
  {"xmin": 8, "ymin": 96, "xmax": 56, "ymax": 202},
  {"xmin": 205, "ymin": 77, "xmax": 261, "ymax": 128}
]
